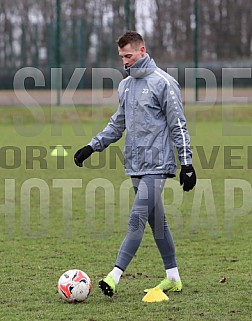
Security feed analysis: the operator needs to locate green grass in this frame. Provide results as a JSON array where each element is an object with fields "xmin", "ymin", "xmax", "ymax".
[{"xmin": 0, "ymin": 105, "xmax": 252, "ymax": 321}]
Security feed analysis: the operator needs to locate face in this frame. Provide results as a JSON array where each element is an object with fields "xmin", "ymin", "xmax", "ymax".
[{"xmin": 118, "ymin": 43, "xmax": 146, "ymax": 68}]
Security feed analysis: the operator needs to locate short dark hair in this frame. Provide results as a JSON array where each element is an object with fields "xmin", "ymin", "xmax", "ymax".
[{"xmin": 116, "ymin": 30, "xmax": 144, "ymax": 48}]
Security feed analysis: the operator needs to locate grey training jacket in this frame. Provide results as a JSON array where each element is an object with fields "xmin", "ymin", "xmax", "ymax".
[{"xmin": 89, "ymin": 54, "xmax": 192, "ymax": 176}]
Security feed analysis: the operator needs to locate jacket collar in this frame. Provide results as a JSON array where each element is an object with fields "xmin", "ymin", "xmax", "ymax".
[{"xmin": 124, "ymin": 53, "xmax": 157, "ymax": 78}]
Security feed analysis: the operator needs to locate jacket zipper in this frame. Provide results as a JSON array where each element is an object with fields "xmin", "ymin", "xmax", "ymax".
[{"xmin": 132, "ymin": 78, "xmax": 138, "ymax": 171}]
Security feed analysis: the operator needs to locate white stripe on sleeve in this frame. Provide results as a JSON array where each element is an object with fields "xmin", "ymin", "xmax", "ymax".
[{"xmin": 177, "ymin": 117, "xmax": 188, "ymax": 165}]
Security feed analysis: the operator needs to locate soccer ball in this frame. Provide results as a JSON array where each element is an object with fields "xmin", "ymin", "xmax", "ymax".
[{"xmin": 58, "ymin": 269, "xmax": 92, "ymax": 303}]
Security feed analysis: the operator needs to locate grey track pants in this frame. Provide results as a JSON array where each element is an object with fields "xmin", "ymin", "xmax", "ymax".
[{"xmin": 115, "ymin": 174, "xmax": 177, "ymax": 271}]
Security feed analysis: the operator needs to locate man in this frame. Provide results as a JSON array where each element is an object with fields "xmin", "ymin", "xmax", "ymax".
[{"xmin": 74, "ymin": 31, "xmax": 196, "ymax": 297}]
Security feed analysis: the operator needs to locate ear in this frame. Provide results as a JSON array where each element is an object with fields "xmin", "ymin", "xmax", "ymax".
[{"xmin": 140, "ymin": 46, "xmax": 146, "ymax": 57}]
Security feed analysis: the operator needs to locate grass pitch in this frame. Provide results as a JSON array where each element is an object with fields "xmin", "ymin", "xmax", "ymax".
[{"xmin": 0, "ymin": 104, "xmax": 252, "ymax": 321}]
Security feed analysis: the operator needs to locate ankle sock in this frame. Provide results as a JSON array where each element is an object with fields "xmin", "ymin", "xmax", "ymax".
[
  {"xmin": 165, "ymin": 267, "xmax": 180, "ymax": 282},
  {"xmin": 109, "ymin": 266, "xmax": 123, "ymax": 284}
]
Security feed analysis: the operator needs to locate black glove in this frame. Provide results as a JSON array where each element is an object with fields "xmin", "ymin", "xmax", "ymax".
[
  {"xmin": 180, "ymin": 164, "xmax": 196, "ymax": 192},
  {"xmin": 74, "ymin": 145, "xmax": 94, "ymax": 167}
]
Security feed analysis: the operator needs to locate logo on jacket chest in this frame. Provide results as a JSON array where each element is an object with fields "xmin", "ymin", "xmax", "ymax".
[{"xmin": 142, "ymin": 88, "xmax": 149, "ymax": 94}]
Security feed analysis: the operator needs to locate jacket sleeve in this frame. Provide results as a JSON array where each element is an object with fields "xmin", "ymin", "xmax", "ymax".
[
  {"xmin": 88, "ymin": 101, "xmax": 125, "ymax": 152},
  {"xmin": 158, "ymin": 76, "xmax": 192, "ymax": 165}
]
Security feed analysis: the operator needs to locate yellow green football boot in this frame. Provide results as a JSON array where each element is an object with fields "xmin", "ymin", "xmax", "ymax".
[
  {"xmin": 144, "ymin": 279, "xmax": 182, "ymax": 293},
  {"xmin": 99, "ymin": 274, "xmax": 116, "ymax": 297}
]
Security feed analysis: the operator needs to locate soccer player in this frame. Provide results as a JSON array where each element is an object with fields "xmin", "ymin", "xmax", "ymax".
[{"xmin": 74, "ymin": 31, "xmax": 196, "ymax": 297}]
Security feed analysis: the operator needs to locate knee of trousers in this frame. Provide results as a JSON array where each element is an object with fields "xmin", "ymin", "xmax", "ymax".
[{"xmin": 128, "ymin": 208, "xmax": 148, "ymax": 233}]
